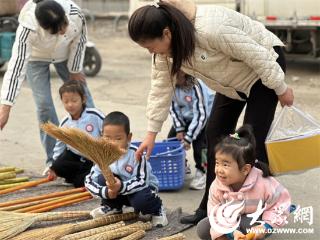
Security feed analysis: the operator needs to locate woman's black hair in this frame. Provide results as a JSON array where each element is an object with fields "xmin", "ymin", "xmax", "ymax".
[
  {"xmin": 35, "ymin": 0, "xmax": 67, "ymax": 34},
  {"xmin": 59, "ymin": 80, "xmax": 86, "ymax": 108},
  {"xmin": 215, "ymin": 125, "xmax": 273, "ymax": 177},
  {"xmin": 128, "ymin": 2, "xmax": 195, "ymax": 77}
]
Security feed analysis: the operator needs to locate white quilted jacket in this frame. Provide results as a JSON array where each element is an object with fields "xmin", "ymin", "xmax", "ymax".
[{"xmin": 146, "ymin": 3, "xmax": 287, "ymax": 133}]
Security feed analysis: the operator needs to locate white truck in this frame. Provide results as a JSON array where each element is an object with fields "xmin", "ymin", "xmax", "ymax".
[
  {"xmin": 240, "ymin": 0, "xmax": 320, "ymax": 61},
  {"xmin": 130, "ymin": 0, "xmax": 320, "ymax": 61}
]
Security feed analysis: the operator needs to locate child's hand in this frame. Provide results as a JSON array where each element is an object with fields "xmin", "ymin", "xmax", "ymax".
[
  {"xmin": 233, "ymin": 230, "xmax": 246, "ymax": 240},
  {"xmin": 250, "ymin": 225, "xmax": 266, "ymax": 239},
  {"xmin": 107, "ymin": 189, "xmax": 118, "ymax": 199},
  {"xmin": 106, "ymin": 177, "xmax": 121, "ymax": 193},
  {"xmin": 47, "ymin": 169, "xmax": 57, "ymax": 181},
  {"xmin": 176, "ymin": 132, "xmax": 184, "ymax": 141},
  {"xmin": 183, "ymin": 141, "xmax": 191, "ymax": 150}
]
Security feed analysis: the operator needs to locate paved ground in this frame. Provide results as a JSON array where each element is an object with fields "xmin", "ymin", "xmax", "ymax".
[{"xmin": 0, "ymin": 19, "xmax": 319, "ymax": 239}]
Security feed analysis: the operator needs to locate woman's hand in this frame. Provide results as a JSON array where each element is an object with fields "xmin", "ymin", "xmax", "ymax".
[
  {"xmin": 135, "ymin": 131, "xmax": 157, "ymax": 160},
  {"xmin": 0, "ymin": 104, "xmax": 11, "ymax": 130},
  {"xmin": 278, "ymin": 87, "xmax": 294, "ymax": 107},
  {"xmin": 70, "ymin": 72, "xmax": 86, "ymax": 83}
]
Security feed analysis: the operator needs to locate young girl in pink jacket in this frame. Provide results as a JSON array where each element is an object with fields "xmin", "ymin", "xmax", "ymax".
[{"xmin": 197, "ymin": 125, "xmax": 291, "ymax": 240}]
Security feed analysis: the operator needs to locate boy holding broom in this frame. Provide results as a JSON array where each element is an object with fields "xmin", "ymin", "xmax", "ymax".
[{"xmin": 85, "ymin": 111, "xmax": 168, "ymax": 227}]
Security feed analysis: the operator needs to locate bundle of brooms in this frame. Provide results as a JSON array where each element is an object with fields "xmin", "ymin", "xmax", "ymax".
[
  {"xmin": 0, "ymin": 210, "xmax": 91, "ymax": 240},
  {"xmin": 157, "ymin": 233, "xmax": 186, "ymax": 240},
  {"xmin": 41, "ymin": 122, "xmax": 126, "ymax": 187},
  {"xmin": 11, "ymin": 212, "xmax": 138, "ymax": 240},
  {"xmin": 0, "ymin": 187, "xmax": 91, "ymax": 212}
]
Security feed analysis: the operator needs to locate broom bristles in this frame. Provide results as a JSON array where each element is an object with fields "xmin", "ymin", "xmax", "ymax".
[{"xmin": 41, "ymin": 122, "xmax": 126, "ymax": 184}]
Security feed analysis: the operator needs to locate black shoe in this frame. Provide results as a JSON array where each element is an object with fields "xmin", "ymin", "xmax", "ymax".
[{"xmin": 180, "ymin": 208, "xmax": 207, "ymax": 225}]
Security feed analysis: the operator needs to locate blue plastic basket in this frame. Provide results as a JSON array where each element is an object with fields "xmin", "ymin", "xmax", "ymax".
[{"xmin": 132, "ymin": 140, "xmax": 185, "ymax": 191}]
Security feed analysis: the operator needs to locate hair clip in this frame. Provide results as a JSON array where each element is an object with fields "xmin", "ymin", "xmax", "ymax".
[
  {"xmin": 229, "ymin": 133, "xmax": 240, "ymax": 140},
  {"xmin": 255, "ymin": 159, "xmax": 259, "ymax": 164},
  {"xmin": 150, "ymin": 2, "xmax": 160, "ymax": 8}
]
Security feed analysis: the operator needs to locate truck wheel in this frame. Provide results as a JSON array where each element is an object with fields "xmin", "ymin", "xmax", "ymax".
[{"xmin": 83, "ymin": 47, "xmax": 102, "ymax": 77}]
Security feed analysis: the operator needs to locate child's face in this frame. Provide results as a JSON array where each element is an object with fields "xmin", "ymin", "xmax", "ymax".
[
  {"xmin": 214, "ymin": 151, "xmax": 250, "ymax": 190},
  {"xmin": 61, "ymin": 92, "xmax": 85, "ymax": 119},
  {"xmin": 102, "ymin": 124, "xmax": 132, "ymax": 149}
]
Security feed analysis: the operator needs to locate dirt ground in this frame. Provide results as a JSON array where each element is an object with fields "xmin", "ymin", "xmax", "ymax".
[{"xmin": 0, "ymin": 19, "xmax": 320, "ymax": 239}]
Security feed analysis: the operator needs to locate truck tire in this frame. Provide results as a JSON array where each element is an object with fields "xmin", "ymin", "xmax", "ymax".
[{"xmin": 83, "ymin": 47, "xmax": 102, "ymax": 77}]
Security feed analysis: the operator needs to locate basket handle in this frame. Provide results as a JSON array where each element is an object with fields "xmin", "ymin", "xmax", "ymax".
[
  {"xmin": 154, "ymin": 144, "xmax": 184, "ymax": 156},
  {"xmin": 162, "ymin": 137, "xmax": 179, "ymax": 142}
]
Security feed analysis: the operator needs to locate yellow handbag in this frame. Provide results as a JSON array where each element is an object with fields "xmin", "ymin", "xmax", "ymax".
[{"xmin": 265, "ymin": 106, "xmax": 320, "ymax": 174}]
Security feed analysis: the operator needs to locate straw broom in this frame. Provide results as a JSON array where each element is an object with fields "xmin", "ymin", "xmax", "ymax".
[
  {"xmin": 0, "ymin": 211, "xmax": 90, "ymax": 240},
  {"xmin": 119, "ymin": 229, "xmax": 146, "ymax": 240},
  {"xmin": 41, "ymin": 122, "xmax": 126, "ymax": 187},
  {"xmin": 61, "ymin": 221, "xmax": 126, "ymax": 240},
  {"xmin": 11, "ymin": 212, "xmax": 138, "ymax": 240},
  {"xmin": 81, "ymin": 221, "xmax": 152, "ymax": 240},
  {"xmin": 157, "ymin": 233, "xmax": 186, "ymax": 240}
]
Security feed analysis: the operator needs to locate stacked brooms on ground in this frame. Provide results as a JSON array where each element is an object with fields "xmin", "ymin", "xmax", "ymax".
[{"xmin": 0, "ymin": 123, "xmax": 186, "ymax": 239}]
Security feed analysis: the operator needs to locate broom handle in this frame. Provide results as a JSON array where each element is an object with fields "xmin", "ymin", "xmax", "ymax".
[
  {"xmin": 29, "ymin": 195, "xmax": 92, "ymax": 213},
  {"xmin": 0, "ymin": 177, "xmax": 52, "ymax": 195},
  {"xmin": 0, "ymin": 187, "xmax": 86, "ymax": 207},
  {"xmin": 15, "ymin": 192, "xmax": 91, "ymax": 213},
  {"xmin": 0, "ymin": 196, "xmax": 64, "ymax": 211},
  {"xmin": 103, "ymin": 166, "xmax": 116, "ymax": 187}
]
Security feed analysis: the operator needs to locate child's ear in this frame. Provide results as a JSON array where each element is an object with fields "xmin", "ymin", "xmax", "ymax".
[
  {"xmin": 82, "ymin": 96, "xmax": 87, "ymax": 104},
  {"xmin": 128, "ymin": 133, "xmax": 132, "ymax": 142},
  {"xmin": 242, "ymin": 164, "xmax": 252, "ymax": 176}
]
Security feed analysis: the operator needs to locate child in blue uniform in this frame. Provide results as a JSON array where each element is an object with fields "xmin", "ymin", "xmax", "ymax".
[
  {"xmin": 169, "ymin": 70, "xmax": 215, "ymax": 190},
  {"xmin": 85, "ymin": 111, "xmax": 168, "ymax": 227},
  {"xmin": 44, "ymin": 80, "xmax": 104, "ymax": 187}
]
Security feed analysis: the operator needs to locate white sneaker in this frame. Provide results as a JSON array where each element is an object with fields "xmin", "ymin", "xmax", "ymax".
[
  {"xmin": 122, "ymin": 205, "xmax": 135, "ymax": 213},
  {"xmin": 189, "ymin": 169, "xmax": 206, "ymax": 190},
  {"xmin": 90, "ymin": 205, "xmax": 122, "ymax": 218},
  {"xmin": 42, "ymin": 166, "xmax": 51, "ymax": 176},
  {"xmin": 152, "ymin": 206, "xmax": 168, "ymax": 227}
]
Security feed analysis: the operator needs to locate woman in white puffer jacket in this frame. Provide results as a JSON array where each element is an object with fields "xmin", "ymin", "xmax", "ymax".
[{"xmin": 128, "ymin": 0, "xmax": 294, "ymax": 225}]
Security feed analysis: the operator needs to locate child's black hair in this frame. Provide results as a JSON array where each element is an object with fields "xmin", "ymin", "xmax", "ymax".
[
  {"xmin": 59, "ymin": 80, "xmax": 86, "ymax": 108},
  {"xmin": 103, "ymin": 111, "xmax": 130, "ymax": 135},
  {"xmin": 215, "ymin": 125, "xmax": 272, "ymax": 177},
  {"xmin": 35, "ymin": 0, "xmax": 68, "ymax": 34}
]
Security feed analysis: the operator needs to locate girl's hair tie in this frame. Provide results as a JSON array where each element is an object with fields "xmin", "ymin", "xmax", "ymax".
[
  {"xmin": 255, "ymin": 159, "xmax": 259, "ymax": 164},
  {"xmin": 229, "ymin": 133, "xmax": 240, "ymax": 140},
  {"xmin": 150, "ymin": 2, "xmax": 160, "ymax": 8}
]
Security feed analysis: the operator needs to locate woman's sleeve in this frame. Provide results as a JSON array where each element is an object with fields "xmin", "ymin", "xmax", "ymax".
[
  {"xmin": 146, "ymin": 55, "xmax": 174, "ymax": 132},
  {"xmin": 210, "ymin": 25, "xmax": 287, "ymax": 95}
]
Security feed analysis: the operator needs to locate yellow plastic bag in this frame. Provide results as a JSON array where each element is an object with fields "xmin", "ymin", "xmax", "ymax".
[{"xmin": 265, "ymin": 106, "xmax": 320, "ymax": 174}]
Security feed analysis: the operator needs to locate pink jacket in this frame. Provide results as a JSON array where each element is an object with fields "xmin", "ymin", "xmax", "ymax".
[{"xmin": 208, "ymin": 167, "xmax": 291, "ymax": 239}]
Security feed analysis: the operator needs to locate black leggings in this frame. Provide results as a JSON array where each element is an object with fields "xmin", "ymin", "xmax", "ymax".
[
  {"xmin": 50, "ymin": 149, "xmax": 93, "ymax": 187},
  {"xmin": 199, "ymin": 46, "xmax": 286, "ymax": 211}
]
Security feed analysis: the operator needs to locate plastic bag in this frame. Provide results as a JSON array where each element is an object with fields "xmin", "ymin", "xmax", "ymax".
[{"xmin": 265, "ymin": 106, "xmax": 320, "ymax": 174}]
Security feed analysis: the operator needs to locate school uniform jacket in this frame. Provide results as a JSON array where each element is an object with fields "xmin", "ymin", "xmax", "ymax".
[
  {"xmin": 85, "ymin": 145, "xmax": 159, "ymax": 199},
  {"xmin": 146, "ymin": 1, "xmax": 287, "ymax": 133},
  {"xmin": 52, "ymin": 107, "xmax": 105, "ymax": 161},
  {"xmin": 169, "ymin": 79, "xmax": 215, "ymax": 144},
  {"xmin": 1, "ymin": 0, "xmax": 87, "ymax": 106}
]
